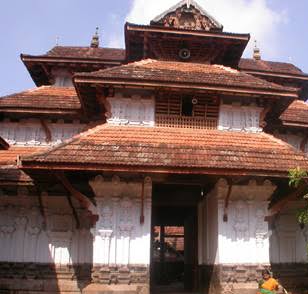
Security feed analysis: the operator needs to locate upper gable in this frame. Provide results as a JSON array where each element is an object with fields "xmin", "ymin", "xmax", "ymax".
[{"xmin": 150, "ymin": 0, "xmax": 223, "ymax": 31}]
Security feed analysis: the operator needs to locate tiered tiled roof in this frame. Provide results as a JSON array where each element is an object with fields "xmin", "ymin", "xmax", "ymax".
[
  {"xmin": 22, "ymin": 46, "xmax": 126, "ymax": 62},
  {"xmin": 280, "ymin": 100, "xmax": 308, "ymax": 127},
  {"xmin": 0, "ymin": 147, "xmax": 46, "ymax": 165},
  {"xmin": 75, "ymin": 59, "xmax": 297, "ymax": 96},
  {"xmin": 0, "ymin": 86, "xmax": 81, "ymax": 115},
  {"xmin": 0, "ymin": 168, "xmax": 33, "ymax": 186},
  {"xmin": 239, "ymin": 58, "xmax": 305, "ymax": 76},
  {"xmin": 0, "ymin": 146, "xmax": 47, "ymax": 185},
  {"xmin": 45, "ymin": 46, "xmax": 126, "ymax": 61},
  {"xmin": 21, "ymin": 124, "xmax": 308, "ymax": 176}
]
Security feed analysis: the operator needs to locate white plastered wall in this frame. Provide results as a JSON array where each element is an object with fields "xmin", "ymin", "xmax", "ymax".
[
  {"xmin": 0, "ymin": 119, "xmax": 85, "ymax": 146},
  {"xmin": 199, "ymin": 179, "xmax": 277, "ymax": 265},
  {"xmin": 0, "ymin": 188, "xmax": 92, "ymax": 265},
  {"xmin": 89, "ymin": 175, "xmax": 152, "ymax": 266},
  {"xmin": 270, "ymin": 201, "xmax": 308, "ymax": 264},
  {"xmin": 218, "ymin": 104, "xmax": 263, "ymax": 132},
  {"xmin": 106, "ymin": 93, "xmax": 155, "ymax": 127}
]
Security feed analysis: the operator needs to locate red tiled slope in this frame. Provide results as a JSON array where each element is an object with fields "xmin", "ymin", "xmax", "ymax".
[
  {"xmin": 239, "ymin": 58, "xmax": 305, "ymax": 76},
  {"xmin": 46, "ymin": 46, "xmax": 126, "ymax": 61},
  {"xmin": 280, "ymin": 100, "xmax": 308, "ymax": 127},
  {"xmin": 0, "ymin": 147, "xmax": 47, "ymax": 184},
  {"xmin": 0, "ymin": 147, "xmax": 47, "ymax": 165},
  {"xmin": 0, "ymin": 86, "xmax": 80, "ymax": 111},
  {"xmin": 21, "ymin": 125, "xmax": 308, "ymax": 175},
  {"xmin": 76, "ymin": 59, "xmax": 295, "ymax": 93},
  {"xmin": 0, "ymin": 168, "xmax": 33, "ymax": 185}
]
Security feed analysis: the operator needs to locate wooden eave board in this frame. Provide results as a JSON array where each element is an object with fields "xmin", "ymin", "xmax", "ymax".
[{"xmin": 125, "ymin": 23, "xmax": 250, "ymax": 40}]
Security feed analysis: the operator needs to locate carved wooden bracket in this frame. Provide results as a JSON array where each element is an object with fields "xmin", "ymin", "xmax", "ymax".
[
  {"xmin": 300, "ymin": 133, "xmax": 308, "ymax": 152},
  {"xmin": 223, "ymin": 180, "xmax": 233, "ymax": 222},
  {"xmin": 56, "ymin": 172, "xmax": 98, "ymax": 226},
  {"xmin": 259, "ymin": 105, "xmax": 271, "ymax": 128},
  {"xmin": 40, "ymin": 119, "xmax": 52, "ymax": 143},
  {"xmin": 140, "ymin": 179, "xmax": 145, "ymax": 224}
]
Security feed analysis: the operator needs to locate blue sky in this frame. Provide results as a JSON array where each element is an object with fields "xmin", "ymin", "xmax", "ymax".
[{"xmin": 1, "ymin": 0, "xmax": 308, "ymax": 96}]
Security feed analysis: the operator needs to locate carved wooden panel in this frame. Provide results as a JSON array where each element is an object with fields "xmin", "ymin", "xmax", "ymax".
[{"xmin": 155, "ymin": 92, "xmax": 219, "ymax": 129}]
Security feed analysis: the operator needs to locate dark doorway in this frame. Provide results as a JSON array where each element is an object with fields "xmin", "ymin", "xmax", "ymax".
[{"xmin": 151, "ymin": 184, "xmax": 201, "ymax": 294}]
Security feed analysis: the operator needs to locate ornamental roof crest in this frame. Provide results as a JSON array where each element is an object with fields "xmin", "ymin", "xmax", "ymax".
[{"xmin": 150, "ymin": 0, "xmax": 223, "ymax": 31}]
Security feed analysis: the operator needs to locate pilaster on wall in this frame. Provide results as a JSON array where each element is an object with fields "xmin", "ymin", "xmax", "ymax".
[{"xmin": 89, "ymin": 175, "xmax": 152, "ymax": 285}]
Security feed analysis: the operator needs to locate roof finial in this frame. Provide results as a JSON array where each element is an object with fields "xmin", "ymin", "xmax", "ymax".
[
  {"xmin": 253, "ymin": 39, "xmax": 261, "ymax": 61},
  {"xmin": 55, "ymin": 36, "xmax": 59, "ymax": 46},
  {"xmin": 90, "ymin": 27, "xmax": 100, "ymax": 48}
]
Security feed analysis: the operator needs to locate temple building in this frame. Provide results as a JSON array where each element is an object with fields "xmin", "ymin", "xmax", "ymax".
[{"xmin": 1, "ymin": 1, "xmax": 308, "ymax": 293}]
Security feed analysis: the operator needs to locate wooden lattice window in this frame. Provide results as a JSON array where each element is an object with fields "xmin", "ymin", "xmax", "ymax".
[{"xmin": 155, "ymin": 92, "xmax": 219, "ymax": 129}]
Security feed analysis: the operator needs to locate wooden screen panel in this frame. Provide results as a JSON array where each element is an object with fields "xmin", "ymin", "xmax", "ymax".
[{"xmin": 155, "ymin": 92, "xmax": 220, "ymax": 129}]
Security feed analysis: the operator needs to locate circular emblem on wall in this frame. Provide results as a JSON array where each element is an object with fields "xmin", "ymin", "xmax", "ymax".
[{"xmin": 179, "ymin": 48, "xmax": 191, "ymax": 60}]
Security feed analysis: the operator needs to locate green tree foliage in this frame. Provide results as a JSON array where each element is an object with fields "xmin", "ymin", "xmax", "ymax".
[{"xmin": 289, "ymin": 167, "xmax": 308, "ymax": 226}]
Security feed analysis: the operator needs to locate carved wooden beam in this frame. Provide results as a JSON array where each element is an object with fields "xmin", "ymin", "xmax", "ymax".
[
  {"xmin": 96, "ymin": 86, "xmax": 111, "ymax": 119},
  {"xmin": 40, "ymin": 119, "xmax": 52, "ymax": 143},
  {"xmin": 300, "ymin": 133, "xmax": 308, "ymax": 152},
  {"xmin": 260, "ymin": 105, "xmax": 271, "ymax": 128},
  {"xmin": 38, "ymin": 191, "xmax": 48, "ymax": 230},
  {"xmin": 143, "ymin": 32, "xmax": 149, "ymax": 59},
  {"xmin": 223, "ymin": 180, "xmax": 233, "ymax": 222},
  {"xmin": 65, "ymin": 193, "xmax": 80, "ymax": 229},
  {"xmin": 55, "ymin": 172, "xmax": 98, "ymax": 225},
  {"xmin": 140, "ymin": 179, "xmax": 145, "ymax": 224}
]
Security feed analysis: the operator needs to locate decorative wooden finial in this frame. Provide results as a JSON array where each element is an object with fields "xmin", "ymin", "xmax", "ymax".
[
  {"xmin": 56, "ymin": 36, "xmax": 59, "ymax": 46},
  {"xmin": 253, "ymin": 39, "xmax": 261, "ymax": 61},
  {"xmin": 90, "ymin": 27, "xmax": 100, "ymax": 48}
]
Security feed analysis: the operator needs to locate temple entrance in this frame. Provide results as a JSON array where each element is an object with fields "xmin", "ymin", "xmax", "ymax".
[{"xmin": 150, "ymin": 184, "xmax": 201, "ymax": 294}]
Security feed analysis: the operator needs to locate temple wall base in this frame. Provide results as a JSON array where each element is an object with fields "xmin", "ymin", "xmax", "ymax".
[
  {"xmin": 0, "ymin": 263, "xmax": 149, "ymax": 294},
  {"xmin": 199, "ymin": 263, "xmax": 308, "ymax": 294}
]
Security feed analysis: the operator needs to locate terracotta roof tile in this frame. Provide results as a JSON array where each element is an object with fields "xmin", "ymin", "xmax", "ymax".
[
  {"xmin": 0, "ymin": 146, "xmax": 45, "ymax": 185},
  {"xmin": 0, "ymin": 86, "xmax": 81, "ymax": 112},
  {"xmin": 0, "ymin": 167, "xmax": 33, "ymax": 185},
  {"xmin": 0, "ymin": 147, "xmax": 48, "ymax": 165},
  {"xmin": 46, "ymin": 46, "xmax": 126, "ymax": 61},
  {"xmin": 21, "ymin": 124, "xmax": 308, "ymax": 176},
  {"xmin": 239, "ymin": 58, "xmax": 305, "ymax": 76},
  {"xmin": 76, "ymin": 59, "xmax": 295, "ymax": 93},
  {"xmin": 280, "ymin": 100, "xmax": 308, "ymax": 127}
]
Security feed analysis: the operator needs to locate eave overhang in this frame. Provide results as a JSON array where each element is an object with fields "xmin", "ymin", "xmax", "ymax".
[
  {"xmin": 125, "ymin": 23, "xmax": 249, "ymax": 40},
  {"xmin": 21, "ymin": 54, "xmax": 124, "ymax": 87},
  {"xmin": 19, "ymin": 161, "xmax": 295, "ymax": 179},
  {"xmin": 74, "ymin": 75, "xmax": 298, "ymax": 98}
]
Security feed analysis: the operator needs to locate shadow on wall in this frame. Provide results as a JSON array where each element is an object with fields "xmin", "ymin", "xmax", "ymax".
[
  {"xmin": 270, "ymin": 212, "xmax": 308, "ymax": 294},
  {"xmin": 0, "ymin": 189, "xmax": 93, "ymax": 293}
]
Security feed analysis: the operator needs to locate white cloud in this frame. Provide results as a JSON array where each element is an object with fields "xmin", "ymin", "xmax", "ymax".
[
  {"xmin": 126, "ymin": 0, "xmax": 287, "ymax": 59},
  {"xmin": 106, "ymin": 13, "xmax": 125, "ymax": 48}
]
